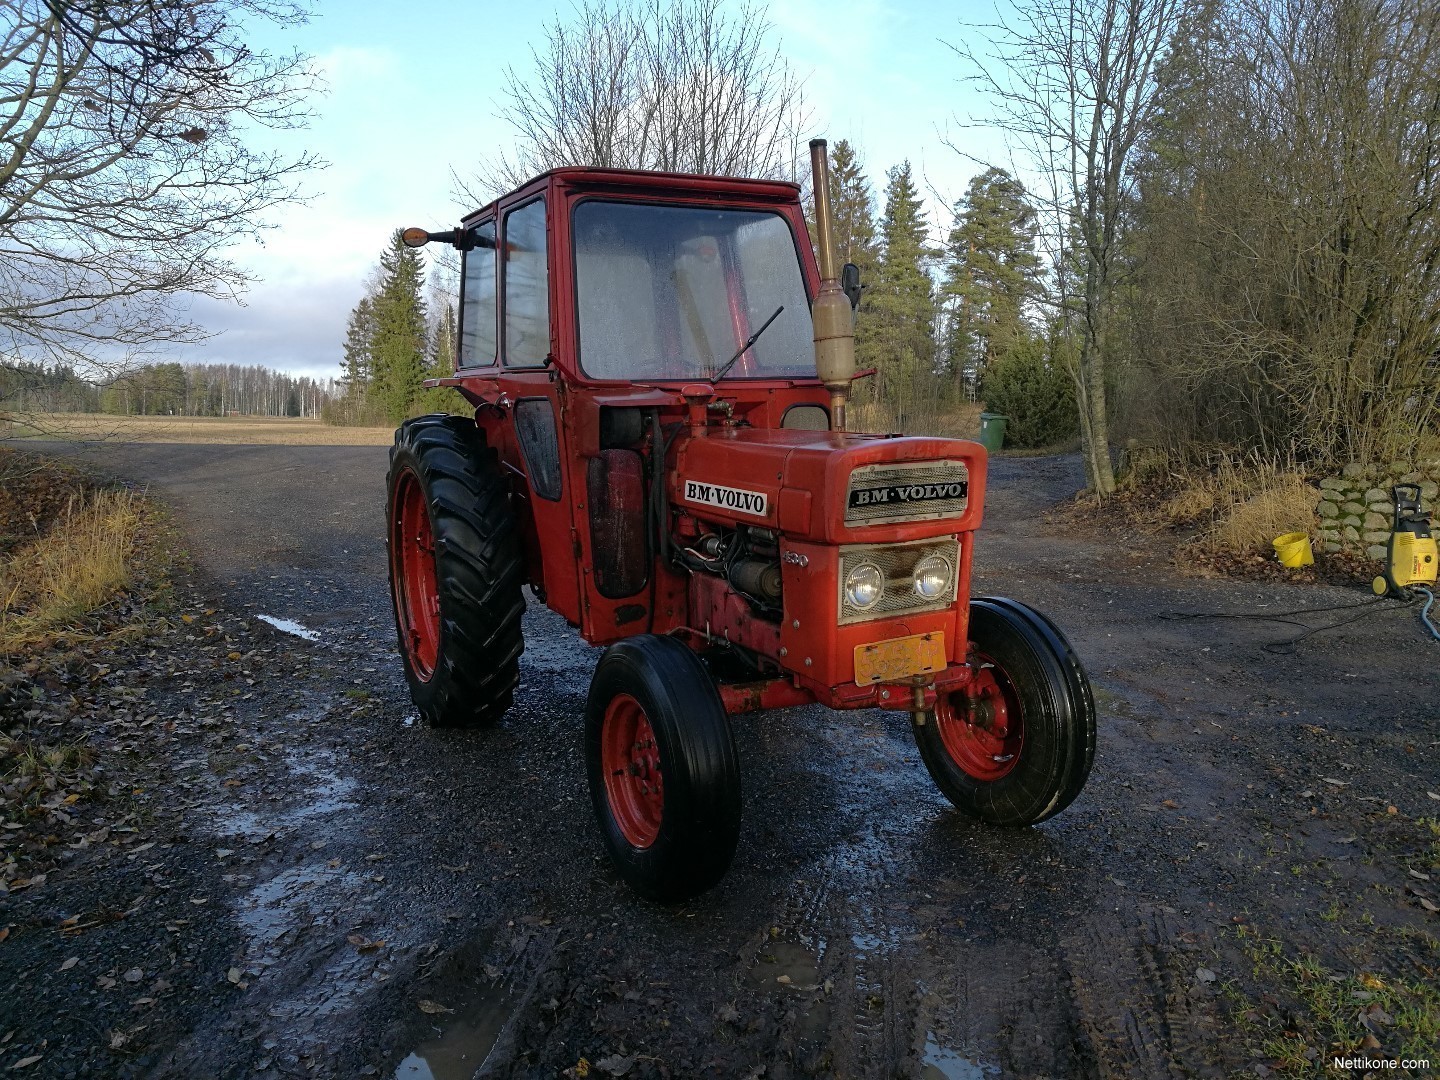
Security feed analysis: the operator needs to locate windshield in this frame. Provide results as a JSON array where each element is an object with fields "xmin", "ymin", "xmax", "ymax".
[{"xmin": 573, "ymin": 201, "xmax": 815, "ymax": 380}]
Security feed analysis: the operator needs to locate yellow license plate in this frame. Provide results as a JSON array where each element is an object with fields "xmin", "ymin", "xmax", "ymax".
[{"xmin": 854, "ymin": 632, "xmax": 946, "ymax": 684}]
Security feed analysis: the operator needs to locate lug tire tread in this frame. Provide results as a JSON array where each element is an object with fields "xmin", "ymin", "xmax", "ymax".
[{"xmin": 387, "ymin": 414, "xmax": 525, "ymax": 728}]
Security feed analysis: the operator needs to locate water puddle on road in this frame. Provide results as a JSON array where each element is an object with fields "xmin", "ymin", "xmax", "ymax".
[
  {"xmin": 216, "ymin": 745, "xmax": 357, "ymax": 842},
  {"xmin": 394, "ymin": 981, "xmax": 514, "ymax": 1080},
  {"xmin": 747, "ymin": 937, "xmax": 823, "ymax": 990},
  {"xmin": 920, "ymin": 1031, "xmax": 1000, "ymax": 1080},
  {"xmin": 256, "ymin": 614, "xmax": 322, "ymax": 641}
]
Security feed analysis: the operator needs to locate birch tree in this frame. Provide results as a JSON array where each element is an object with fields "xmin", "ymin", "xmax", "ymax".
[{"xmin": 951, "ymin": 0, "xmax": 1186, "ymax": 494}]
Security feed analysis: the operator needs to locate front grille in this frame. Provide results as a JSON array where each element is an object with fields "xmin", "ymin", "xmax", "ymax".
[
  {"xmin": 838, "ymin": 537, "xmax": 960, "ymax": 625},
  {"xmin": 845, "ymin": 460, "xmax": 970, "ymax": 525}
]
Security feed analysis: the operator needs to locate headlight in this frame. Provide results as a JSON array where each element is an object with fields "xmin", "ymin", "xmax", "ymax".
[
  {"xmin": 912, "ymin": 552, "xmax": 953, "ymax": 600},
  {"xmin": 844, "ymin": 562, "xmax": 884, "ymax": 610}
]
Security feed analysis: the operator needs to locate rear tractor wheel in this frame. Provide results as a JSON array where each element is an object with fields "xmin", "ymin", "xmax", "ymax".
[
  {"xmin": 386, "ymin": 415, "xmax": 525, "ymax": 728},
  {"xmin": 584, "ymin": 635, "xmax": 742, "ymax": 902},
  {"xmin": 915, "ymin": 598, "xmax": 1095, "ymax": 825}
]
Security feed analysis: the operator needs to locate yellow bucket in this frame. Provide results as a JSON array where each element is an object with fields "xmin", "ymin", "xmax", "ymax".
[{"xmin": 1272, "ymin": 531, "xmax": 1314, "ymax": 567}]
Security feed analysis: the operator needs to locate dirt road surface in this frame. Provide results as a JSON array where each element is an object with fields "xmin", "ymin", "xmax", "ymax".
[{"xmin": 4, "ymin": 443, "xmax": 1437, "ymax": 1079}]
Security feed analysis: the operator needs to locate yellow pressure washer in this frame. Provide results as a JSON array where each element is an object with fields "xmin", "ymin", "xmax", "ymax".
[{"xmin": 1372, "ymin": 484, "xmax": 1438, "ymax": 598}]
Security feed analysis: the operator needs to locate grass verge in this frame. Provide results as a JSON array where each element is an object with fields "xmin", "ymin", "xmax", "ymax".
[
  {"xmin": 1223, "ymin": 923, "xmax": 1439, "ymax": 1075},
  {"xmin": 0, "ymin": 448, "xmax": 173, "ymax": 892},
  {"xmin": 0, "ymin": 488, "xmax": 141, "ymax": 651},
  {"xmin": 4, "ymin": 412, "xmax": 395, "ymax": 445}
]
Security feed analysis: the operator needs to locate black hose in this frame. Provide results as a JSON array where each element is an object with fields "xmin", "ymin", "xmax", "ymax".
[{"xmin": 1158, "ymin": 595, "xmax": 1398, "ymax": 653}]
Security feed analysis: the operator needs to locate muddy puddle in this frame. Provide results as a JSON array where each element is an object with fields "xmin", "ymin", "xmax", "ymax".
[
  {"xmin": 393, "ymin": 980, "xmax": 514, "ymax": 1080},
  {"xmin": 920, "ymin": 1031, "xmax": 1001, "ymax": 1080}
]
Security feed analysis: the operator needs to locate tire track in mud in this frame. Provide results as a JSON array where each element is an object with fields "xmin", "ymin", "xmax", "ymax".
[
  {"xmin": 741, "ymin": 701, "xmax": 1237, "ymax": 1079},
  {"xmin": 743, "ymin": 713, "xmax": 954, "ymax": 1078}
]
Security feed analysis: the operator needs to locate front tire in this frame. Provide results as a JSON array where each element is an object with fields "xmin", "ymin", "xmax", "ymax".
[
  {"xmin": 386, "ymin": 415, "xmax": 525, "ymax": 728},
  {"xmin": 915, "ymin": 598, "xmax": 1095, "ymax": 825},
  {"xmin": 584, "ymin": 635, "xmax": 742, "ymax": 902}
]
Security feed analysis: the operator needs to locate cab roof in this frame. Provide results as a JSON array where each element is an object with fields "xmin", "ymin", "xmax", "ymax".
[{"xmin": 459, "ymin": 167, "xmax": 803, "ymax": 227}]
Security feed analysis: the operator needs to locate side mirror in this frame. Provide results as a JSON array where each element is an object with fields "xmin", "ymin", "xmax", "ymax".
[{"xmin": 841, "ymin": 262, "xmax": 862, "ymax": 310}]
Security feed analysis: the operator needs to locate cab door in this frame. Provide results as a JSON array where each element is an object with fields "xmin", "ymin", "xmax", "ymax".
[{"xmin": 490, "ymin": 192, "xmax": 588, "ymax": 629}]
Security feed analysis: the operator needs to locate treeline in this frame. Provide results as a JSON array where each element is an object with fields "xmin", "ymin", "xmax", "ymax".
[
  {"xmin": 331, "ymin": 0, "xmax": 1440, "ymax": 484},
  {"xmin": 822, "ymin": 142, "xmax": 1076, "ymax": 449},
  {"xmin": 830, "ymin": 0, "xmax": 1440, "ymax": 476},
  {"xmin": 1120, "ymin": 0, "xmax": 1440, "ymax": 466},
  {"xmin": 0, "ymin": 361, "xmax": 101, "ymax": 414},
  {"xmin": 326, "ymin": 232, "xmax": 459, "ymax": 426},
  {"xmin": 0, "ymin": 359, "xmax": 340, "ymax": 418}
]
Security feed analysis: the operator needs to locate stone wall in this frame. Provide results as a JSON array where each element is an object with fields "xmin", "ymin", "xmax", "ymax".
[{"xmin": 1316, "ymin": 460, "xmax": 1440, "ymax": 559}]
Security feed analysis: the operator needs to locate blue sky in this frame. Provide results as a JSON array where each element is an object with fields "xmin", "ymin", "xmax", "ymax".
[{"xmin": 187, "ymin": 0, "xmax": 1010, "ymax": 380}]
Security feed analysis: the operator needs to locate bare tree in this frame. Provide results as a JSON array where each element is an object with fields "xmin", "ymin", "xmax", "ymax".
[
  {"xmin": 460, "ymin": 0, "xmax": 809, "ymax": 201},
  {"xmin": 0, "ymin": 1, "xmax": 320, "ymax": 383},
  {"xmin": 950, "ymin": 0, "xmax": 1186, "ymax": 495}
]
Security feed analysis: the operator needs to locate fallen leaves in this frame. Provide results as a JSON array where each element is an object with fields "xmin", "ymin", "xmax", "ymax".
[
  {"xmin": 416, "ymin": 1000, "xmax": 452, "ymax": 1015},
  {"xmin": 347, "ymin": 934, "xmax": 385, "ymax": 953},
  {"xmin": 9, "ymin": 1055, "xmax": 41, "ymax": 1070},
  {"xmin": 58, "ymin": 957, "xmax": 77, "ymax": 971},
  {"xmin": 593, "ymin": 1054, "xmax": 636, "ymax": 1077}
]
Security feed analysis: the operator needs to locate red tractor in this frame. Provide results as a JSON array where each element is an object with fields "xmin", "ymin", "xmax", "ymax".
[{"xmin": 388, "ymin": 141, "xmax": 1095, "ymax": 901}]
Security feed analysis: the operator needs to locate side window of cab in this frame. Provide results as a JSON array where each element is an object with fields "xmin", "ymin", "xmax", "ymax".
[
  {"xmin": 503, "ymin": 199, "xmax": 550, "ymax": 366},
  {"xmin": 458, "ymin": 220, "xmax": 497, "ymax": 368}
]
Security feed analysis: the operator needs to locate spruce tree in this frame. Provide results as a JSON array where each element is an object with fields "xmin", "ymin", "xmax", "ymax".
[
  {"xmin": 943, "ymin": 168, "xmax": 1043, "ymax": 396},
  {"xmin": 421, "ymin": 301, "xmax": 461, "ymax": 413},
  {"xmin": 340, "ymin": 296, "xmax": 377, "ymax": 403},
  {"xmin": 825, "ymin": 141, "xmax": 884, "ymax": 390},
  {"xmin": 827, "ymin": 140, "xmax": 880, "ymax": 278},
  {"xmin": 370, "ymin": 231, "xmax": 429, "ymax": 424},
  {"xmin": 867, "ymin": 162, "xmax": 936, "ymax": 423}
]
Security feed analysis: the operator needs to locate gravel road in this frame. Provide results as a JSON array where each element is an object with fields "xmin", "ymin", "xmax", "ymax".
[{"xmin": 4, "ymin": 441, "xmax": 1437, "ymax": 1079}]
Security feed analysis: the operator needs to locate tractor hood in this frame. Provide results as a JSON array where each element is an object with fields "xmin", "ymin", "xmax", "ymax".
[{"xmin": 672, "ymin": 428, "xmax": 988, "ymax": 544}]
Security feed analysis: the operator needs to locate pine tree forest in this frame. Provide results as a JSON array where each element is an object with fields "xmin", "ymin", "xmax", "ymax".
[{"xmin": 1, "ymin": 358, "xmax": 341, "ymax": 419}]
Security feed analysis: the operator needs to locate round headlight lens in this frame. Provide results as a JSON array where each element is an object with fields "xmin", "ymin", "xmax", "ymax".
[
  {"xmin": 913, "ymin": 553, "xmax": 953, "ymax": 600},
  {"xmin": 844, "ymin": 562, "xmax": 884, "ymax": 610}
]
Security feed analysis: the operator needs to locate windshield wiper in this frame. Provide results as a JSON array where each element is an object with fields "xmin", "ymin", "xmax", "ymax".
[{"xmin": 710, "ymin": 306, "xmax": 784, "ymax": 383}]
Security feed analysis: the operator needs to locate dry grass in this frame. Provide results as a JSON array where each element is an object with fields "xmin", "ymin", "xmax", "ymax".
[
  {"xmin": 4, "ymin": 412, "xmax": 395, "ymax": 446},
  {"xmin": 0, "ymin": 488, "xmax": 142, "ymax": 652},
  {"xmin": 851, "ymin": 400, "xmax": 983, "ymax": 440},
  {"xmin": 1150, "ymin": 453, "xmax": 1318, "ymax": 555},
  {"xmin": 1210, "ymin": 474, "xmax": 1317, "ymax": 555}
]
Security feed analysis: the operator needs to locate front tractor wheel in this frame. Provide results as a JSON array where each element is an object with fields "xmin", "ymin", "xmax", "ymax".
[
  {"xmin": 386, "ymin": 415, "xmax": 525, "ymax": 728},
  {"xmin": 585, "ymin": 635, "xmax": 742, "ymax": 902},
  {"xmin": 915, "ymin": 598, "xmax": 1096, "ymax": 826}
]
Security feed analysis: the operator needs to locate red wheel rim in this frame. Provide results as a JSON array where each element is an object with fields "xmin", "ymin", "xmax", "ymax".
[
  {"xmin": 392, "ymin": 468, "xmax": 441, "ymax": 681},
  {"xmin": 600, "ymin": 693, "xmax": 664, "ymax": 849},
  {"xmin": 934, "ymin": 653, "xmax": 1024, "ymax": 782}
]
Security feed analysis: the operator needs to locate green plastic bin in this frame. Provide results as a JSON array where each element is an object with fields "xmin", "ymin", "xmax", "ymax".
[{"xmin": 978, "ymin": 412, "xmax": 1008, "ymax": 452}]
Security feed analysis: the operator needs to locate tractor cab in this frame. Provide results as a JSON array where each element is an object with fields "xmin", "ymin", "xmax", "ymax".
[{"xmin": 387, "ymin": 143, "xmax": 1096, "ymax": 901}]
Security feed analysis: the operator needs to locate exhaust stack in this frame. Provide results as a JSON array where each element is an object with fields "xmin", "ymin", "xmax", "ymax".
[{"xmin": 808, "ymin": 139, "xmax": 857, "ymax": 432}]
